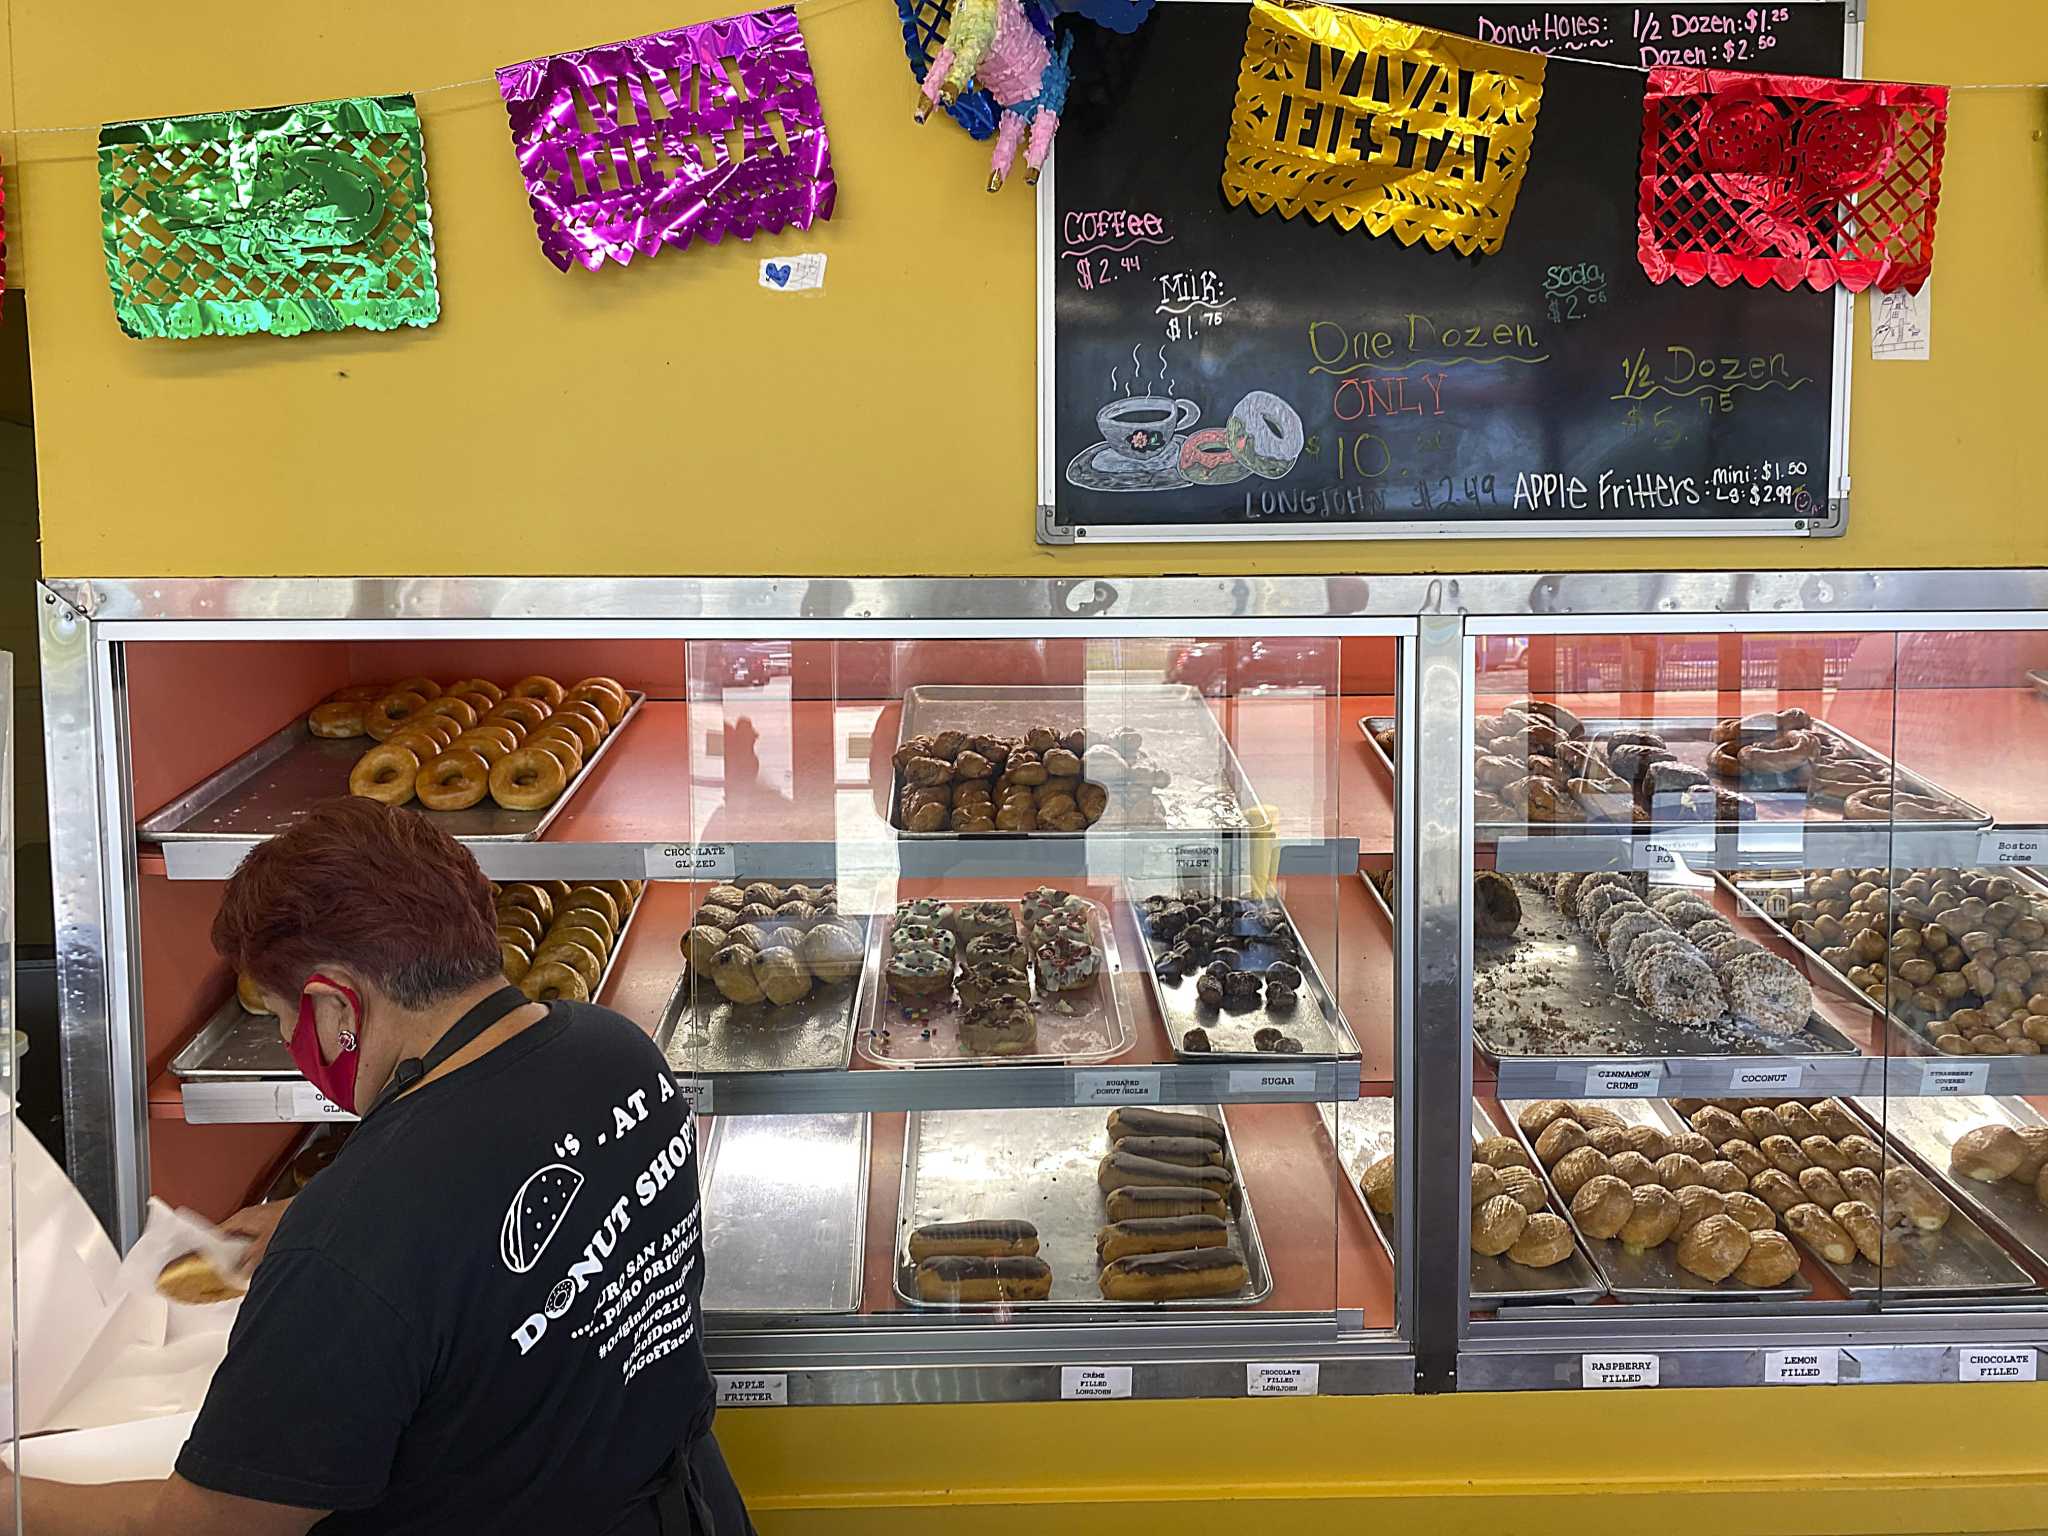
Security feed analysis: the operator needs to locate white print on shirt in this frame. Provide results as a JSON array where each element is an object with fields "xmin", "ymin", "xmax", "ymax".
[
  {"xmin": 507, "ymin": 1069, "xmax": 699, "ymax": 1360},
  {"xmin": 500, "ymin": 1163, "xmax": 585, "ymax": 1274}
]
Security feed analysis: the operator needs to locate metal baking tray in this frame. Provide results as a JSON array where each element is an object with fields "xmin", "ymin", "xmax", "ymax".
[
  {"xmin": 170, "ymin": 887, "xmax": 646, "ymax": 1080},
  {"xmin": 1501, "ymin": 1098, "xmax": 1812, "ymax": 1301},
  {"xmin": 1473, "ymin": 880, "xmax": 1864, "ymax": 1063},
  {"xmin": 854, "ymin": 897, "xmax": 1133, "ymax": 1068},
  {"xmin": 893, "ymin": 1104, "xmax": 1272, "ymax": 1310},
  {"xmin": 1605, "ymin": 1098, "xmax": 2033, "ymax": 1300},
  {"xmin": 653, "ymin": 918, "xmax": 870, "ymax": 1076},
  {"xmin": 1125, "ymin": 880, "xmax": 1360, "ymax": 1062},
  {"xmin": 1719, "ymin": 868, "xmax": 2048, "ymax": 1062},
  {"xmin": 891, "ymin": 684, "xmax": 1253, "ymax": 837},
  {"xmin": 1318, "ymin": 1096, "xmax": 1605, "ymax": 1304},
  {"xmin": 1358, "ymin": 713, "xmax": 1988, "ymax": 838},
  {"xmin": 1855, "ymin": 1095, "xmax": 2048, "ymax": 1287},
  {"xmin": 701, "ymin": 1112, "xmax": 869, "ymax": 1317},
  {"xmin": 139, "ymin": 691, "xmax": 647, "ymax": 845}
]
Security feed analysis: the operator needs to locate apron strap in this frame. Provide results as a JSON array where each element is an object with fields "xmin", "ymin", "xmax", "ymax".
[{"xmin": 367, "ymin": 985, "xmax": 532, "ymax": 1117}]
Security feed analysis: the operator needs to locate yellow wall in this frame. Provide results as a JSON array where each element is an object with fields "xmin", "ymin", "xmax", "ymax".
[{"xmin": 12, "ymin": 0, "xmax": 2048, "ymax": 577}]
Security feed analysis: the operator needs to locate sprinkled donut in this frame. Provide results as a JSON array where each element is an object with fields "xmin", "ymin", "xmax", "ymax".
[
  {"xmin": 1178, "ymin": 428, "xmax": 1249, "ymax": 485},
  {"xmin": 1224, "ymin": 389, "xmax": 1305, "ymax": 479}
]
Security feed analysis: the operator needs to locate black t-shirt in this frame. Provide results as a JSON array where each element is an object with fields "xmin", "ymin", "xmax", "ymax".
[{"xmin": 178, "ymin": 1001, "xmax": 716, "ymax": 1535}]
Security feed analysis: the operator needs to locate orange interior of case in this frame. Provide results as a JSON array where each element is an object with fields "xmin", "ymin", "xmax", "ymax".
[{"xmin": 129, "ymin": 636, "xmax": 1404, "ymax": 1327}]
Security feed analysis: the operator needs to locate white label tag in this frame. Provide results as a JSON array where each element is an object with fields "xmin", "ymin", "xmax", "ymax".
[
  {"xmin": 1634, "ymin": 836, "xmax": 1710, "ymax": 873},
  {"xmin": 759, "ymin": 252, "xmax": 826, "ymax": 291},
  {"xmin": 1959, "ymin": 1347, "xmax": 2036, "ymax": 1382},
  {"xmin": 1764, "ymin": 1347, "xmax": 1840, "ymax": 1385},
  {"xmin": 675, "ymin": 1078, "xmax": 715, "ymax": 1114},
  {"xmin": 1228, "ymin": 1067, "xmax": 1317, "ymax": 1097},
  {"xmin": 1074, "ymin": 1071, "xmax": 1160, "ymax": 1105},
  {"xmin": 1870, "ymin": 280, "xmax": 1931, "ymax": 361},
  {"xmin": 644, "ymin": 842, "xmax": 737, "ymax": 880},
  {"xmin": 1582, "ymin": 1353, "xmax": 1659, "ymax": 1388},
  {"xmin": 715, "ymin": 1373, "xmax": 788, "ymax": 1406},
  {"xmin": 1729, "ymin": 1062, "xmax": 1804, "ymax": 1093},
  {"xmin": 1583, "ymin": 1064, "xmax": 1662, "ymax": 1097},
  {"xmin": 1976, "ymin": 831, "xmax": 2044, "ymax": 867},
  {"xmin": 1060, "ymin": 1366, "xmax": 1132, "ymax": 1399},
  {"xmin": 280, "ymin": 1082, "xmax": 357, "ymax": 1121},
  {"xmin": 1918, "ymin": 1061, "xmax": 1990, "ymax": 1096},
  {"xmin": 1247, "ymin": 1363, "xmax": 1320, "ymax": 1397}
]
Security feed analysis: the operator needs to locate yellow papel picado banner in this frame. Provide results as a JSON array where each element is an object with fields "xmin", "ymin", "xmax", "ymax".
[{"xmin": 1221, "ymin": 2, "xmax": 1546, "ymax": 255}]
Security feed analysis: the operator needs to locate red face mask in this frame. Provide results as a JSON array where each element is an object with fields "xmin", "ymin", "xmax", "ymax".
[{"xmin": 289, "ymin": 974, "xmax": 363, "ymax": 1114}]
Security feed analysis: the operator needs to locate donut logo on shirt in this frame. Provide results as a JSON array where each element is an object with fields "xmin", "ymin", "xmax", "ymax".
[{"xmin": 501, "ymin": 1162, "xmax": 584, "ymax": 1274}]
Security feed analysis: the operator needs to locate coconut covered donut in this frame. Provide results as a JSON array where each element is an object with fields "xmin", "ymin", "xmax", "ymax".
[
  {"xmin": 1721, "ymin": 950, "xmax": 1812, "ymax": 1037},
  {"xmin": 1577, "ymin": 883, "xmax": 1642, "ymax": 935},
  {"xmin": 1224, "ymin": 390, "xmax": 1305, "ymax": 479},
  {"xmin": 1624, "ymin": 930, "xmax": 1701, "ymax": 997},
  {"xmin": 1604, "ymin": 910, "xmax": 1670, "ymax": 973},
  {"xmin": 1636, "ymin": 948, "xmax": 1727, "ymax": 1028},
  {"xmin": 1652, "ymin": 894, "xmax": 1721, "ymax": 931},
  {"xmin": 1592, "ymin": 898, "xmax": 1654, "ymax": 948}
]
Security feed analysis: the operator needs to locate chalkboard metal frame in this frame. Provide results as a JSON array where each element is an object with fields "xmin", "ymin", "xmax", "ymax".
[{"xmin": 1035, "ymin": 0, "xmax": 1861, "ymax": 544}]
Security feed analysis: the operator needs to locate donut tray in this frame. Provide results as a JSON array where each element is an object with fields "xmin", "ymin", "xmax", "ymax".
[
  {"xmin": 853, "ymin": 895, "xmax": 1133, "ymax": 1068},
  {"xmin": 139, "ymin": 691, "xmax": 647, "ymax": 860},
  {"xmin": 653, "ymin": 917, "xmax": 871, "ymax": 1077},
  {"xmin": 1123, "ymin": 879, "xmax": 1361, "ymax": 1062},
  {"xmin": 890, "ymin": 684, "xmax": 1254, "ymax": 839},
  {"xmin": 170, "ymin": 890, "xmax": 645, "ymax": 1085},
  {"xmin": 1718, "ymin": 867, "xmax": 2048, "ymax": 1066},
  {"xmin": 1469, "ymin": 880, "xmax": 1867, "ymax": 1066},
  {"xmin": 1517, "ymin": 1097, "xmax": 2034, "ymax": 1301},
  {"xmin": 1852, "ymin": 1094, "xmax": 2048, "ymax": 1287},
  {"xmin": 1357, "ymin": 713, "xmax": 1988, "ymax": 841},
  {"xmin": 701, "ymin": 1112, "xmax": 869, "ymax": 1318},
  {"xmin": 1500, "ymin": 1098, "xmax": 1814, "ymax": 1302},
  {"xmin": 1319, "ymin": 1095, "xmax": 1605, "ymax": 1305},
  {"xmin": 892, "ymin": 1104, "xmax": 1273, "ymax": 1311}
]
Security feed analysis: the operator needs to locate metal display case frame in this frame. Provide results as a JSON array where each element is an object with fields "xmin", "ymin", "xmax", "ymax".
[{"xmin": 37, "ymin": 570, "xmax": 2048, "ymax": 1403}]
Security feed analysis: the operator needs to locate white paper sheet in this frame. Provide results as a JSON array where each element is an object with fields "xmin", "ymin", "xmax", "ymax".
[
  {"xmin": 5, "ymin": 1411, "xmax": 198, "ymax": 1484},
  {"xmin": 1870, "ymin": 282, "xmax": 1932, "ymax": 361}
]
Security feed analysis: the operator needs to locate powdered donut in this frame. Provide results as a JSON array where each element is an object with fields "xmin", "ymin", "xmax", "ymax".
[
  {"xmin": 1636, "ymin": 949, "xmax": 1728, "ymax": 1028},
  {"xmin": 1721, "ymin": 950, "xmax": 1812, "ymax": 1037},
  {"xmin": 1224, "ymin": 390, "xmax": 1305, "ymax": 479},
  {"xmin": 1179, "ymin": 427, "xmax": 1249, "ymax": 485}
]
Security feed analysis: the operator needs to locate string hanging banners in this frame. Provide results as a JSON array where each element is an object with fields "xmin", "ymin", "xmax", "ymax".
[
  {"xmin": 498, "ymin": 8, "xmax": 836, "ymax": 272},
  {"xmin": 1220, "ymin": 3, "xmax": 1546, "ymax": 256},
  {"xmin": 98, "ymin": 96, "xmax": 440, "ymax": 340},
  {"xmin": 1638, "ymin": 68, "xmax": 1948, "ymax": 294}
]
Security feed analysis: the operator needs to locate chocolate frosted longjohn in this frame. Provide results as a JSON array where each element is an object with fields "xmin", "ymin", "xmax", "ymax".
[
  {"xmin": 1096, "ymin": 1214, "xmax": 1229, "ymax": 1263},
  {"xmin": 914, "ymin": 1254, "xmax": 1054, "ymax": 1302},
  {"xmin": 1106, "ymin": 1106, "xmax": 1226, "ymax": 1144},
  {"xmin": 907, "ymin": 1219, "xmax": 1041, "ymax": 1262},
  {"xmin": 1098, "ymin": 1246, "xmax": 1250, "ymax": 1301},
  {"xmin": 1096, "ymin": 1149, "xmax": 1235, "ymax": 1195}
]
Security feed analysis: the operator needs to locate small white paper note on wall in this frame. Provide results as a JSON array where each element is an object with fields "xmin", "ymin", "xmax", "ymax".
[
  {"xmin": 1870, "ymin": 282, "xmax": 1931, "ymax": 361},
  {"xmin": 759, "ymin": 253, "xmax": 826, "ymax": 292}
]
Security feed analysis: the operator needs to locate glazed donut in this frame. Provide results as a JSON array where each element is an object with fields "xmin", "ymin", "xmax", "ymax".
[
  {"xmin": 496, "ymin": 905, "xmax": 544, "ymax": 946},
  {"xmin": 414, "ymin": 714, "xmax": 461, "ymax": 746},
  {"xmin": 556, "ymin": 698, "xmax": 609, "ymax": 740},
  {"xmin": 487, "ymin": 697, "xmax": 552, "ymax": 732},
  {"xmin": 308, "ymin": 701, "xmax": 368, "ymax": 738},
  {"xmin": 388, "ymin": 675, "xmax": 442, "ymax": 700},
  {"xmin": 500, "ymin": 944, "xmax": 532, "ymax": 984},
  {"xmin": 563, "ymin": 886, "xmax": 623, "ymax": 928},
  {"xmin": 519, "ymin": 959, "xmax": 589, "ymax": 1003},
  {"xmin": 489, "ymin": 747, "xmax": 569, "ymax": 810},
  {"xmin": 564, "ymin": 683, "xmax": 627, "ymax": 727},
  {"xmin": 541, "ymin": 709, "xmax": 601, "ymax": 754},
  {"xmin": 416, "ymin": 749, "xmax": 492, "ymax": 812},
  {"xmin": 451, "ymin": 689, "xmax": 498, "ymax": 721},
  {"xmin": 328, "ymin": 683, "xmax": 390, "ymax": 703},
  {"xmin": 386, "ymin": 730, "xmax": 447, "ymax": 766},
  {"xmin": 1178, "ymin": 427, "xmax": 1249, "ymax": 486},
  {"xmin": 510, "ymin": 675, "xmax": 566, "ymax": 707},
  {"xmin": 450, "ymin": 729, "xmax": 517, "ymax": 764},
  {"xmin": 595, "ymin": 879, "xmax": 637, "ymax": 912},
  {"xmin": 349, "ymin": 743, "xmax": 420, "ymax": 805},
  {"xmin": 448, "ymin": 677, "xmax": 505, "ymax": 704},
  {"xmin": 527, "ymin": 733, "xmax": 584, "ymax": 777},
  {"xmin": 420, "ymin": 696, "xmax": 479, "ymax": 731},
  {"xmin": 532, "ymin": 940, "xmax": 604, "ymax": 991},
  {"xmin": 499, "ymin": 883, "xmax": 554, "ymax": 923},
  {"xmin": 576, "ymin": 675, "xmax": 628, "ymax": 707},
  {"xmin": 363, "ymin": 690, "xmax": 429, "ymax": 742},
  {"xmin": 549, "ymin": 917, "xmax": 613, "ymax": 960}
]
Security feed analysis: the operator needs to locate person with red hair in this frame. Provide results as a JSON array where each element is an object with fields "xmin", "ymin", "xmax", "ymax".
[{"xmin": 7, "ymin": 799, "xmax": 751, "ymax": 1536}]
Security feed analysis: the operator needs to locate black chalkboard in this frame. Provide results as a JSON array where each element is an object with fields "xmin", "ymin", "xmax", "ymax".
[{"xmin": 1039, "ymin": 1, "xmax": 1850, "ymax": 542}]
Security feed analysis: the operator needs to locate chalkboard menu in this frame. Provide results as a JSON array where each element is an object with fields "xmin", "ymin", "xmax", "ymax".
[{"xmin": 1038, "ymin": 2, "xmax": 1852, "ymax": 543}]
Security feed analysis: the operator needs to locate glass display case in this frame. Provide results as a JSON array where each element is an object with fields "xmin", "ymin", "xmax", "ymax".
[{"xmin": 37, "ymin": 572, "xmax": 2048, "ymax": 1400}]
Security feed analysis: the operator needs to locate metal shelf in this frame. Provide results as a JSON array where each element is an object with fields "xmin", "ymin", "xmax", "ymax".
[
  {"xmin": 1488, "ymin": 1050, "xmax": 2048, "ymax": 1100},
  {"xmin": 1490, "ymin": 826, "xmax": 1995, "ymax": 876}
]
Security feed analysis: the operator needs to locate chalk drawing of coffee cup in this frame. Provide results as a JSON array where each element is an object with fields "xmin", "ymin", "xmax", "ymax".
[{"xmin": 1097, "ymin": 395, "xmax": 1201, "ymax": 468}]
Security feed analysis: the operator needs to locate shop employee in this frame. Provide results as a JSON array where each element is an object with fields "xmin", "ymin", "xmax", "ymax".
[{"xmin": 7, "ymin": 799, "xmax": 752, "ymax": 1536}]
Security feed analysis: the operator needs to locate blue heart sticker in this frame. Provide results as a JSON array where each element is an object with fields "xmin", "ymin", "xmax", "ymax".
[{"xmin": 766, "ymin": 263, "xmax": 792, "ymax": 287}]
